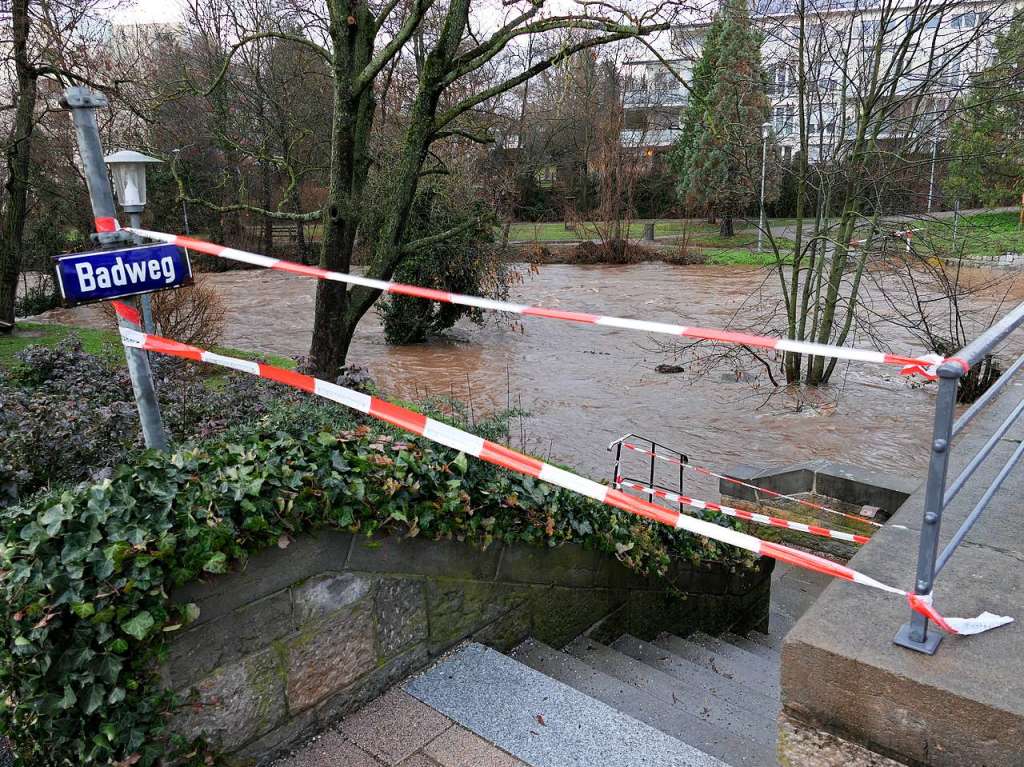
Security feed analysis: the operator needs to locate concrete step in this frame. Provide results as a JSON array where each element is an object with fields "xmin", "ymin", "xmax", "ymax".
[
  {"xmin": 611, "ymin": 634, "xmax": 780, "ymax": 721},
  {"xmin": 656, "ymin": 634, "xmax": 780, "ymax": 696},
  {"xmin": 771, "ymin": 564, "xmax": 830, "ymax": 619},
  {"xmin": 721, "ymin": 631, "xmax": 778, "ymax": 661},
  {"xmin": 746, "ymin": 629, "xmax": 785, "ymax": 653},
  {"xmin": 517, "ymin": 639, "xmax": 774, "ymax": 767},
  {"xmin": 691, "ymin": 632, "xmax": 780, "ymax": 676},
  {"xmin": 406, "ymin": 641, "xmax": 728, "ymax": 767},
  {"xmin": 767, "ymin": 607, "xmax": 797, "ymax": 639},
  {"xmin": 567, "ymin": 636, "xmax": 778, "ymax": 750}
]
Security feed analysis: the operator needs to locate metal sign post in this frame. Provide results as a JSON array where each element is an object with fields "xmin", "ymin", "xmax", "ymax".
[{"xmin": 62, "ymin": 86, "xmax": 168, "ymax": 450}]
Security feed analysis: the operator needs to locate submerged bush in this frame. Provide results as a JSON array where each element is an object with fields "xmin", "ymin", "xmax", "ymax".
[{"xmin": 0, "ymin": 418, "xmax": 752, "ymax": 765}]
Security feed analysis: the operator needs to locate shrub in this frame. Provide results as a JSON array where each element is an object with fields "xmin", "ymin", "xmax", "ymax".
[
  {"xmin": 98, "ymin": 277, "xmax": 226, "ymax": 347},
  {"xmin": 13, "ymin": 280, "xmax": 60, "ymax": 318},
  {"xmin": 0, "ymin": 339, "xmax": 296, "ymax": 504},
  {"xmin": 376, "ymin": 188, "xmax": 511, "ymax": 344},
  {"xmin": 0, "ymin": 419, "xmax": 753, "ymax": 766}
]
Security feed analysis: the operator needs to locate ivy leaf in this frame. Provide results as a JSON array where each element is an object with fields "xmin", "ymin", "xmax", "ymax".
[
  {"xmin": 120, "ymin": 612, "xmax": 155, "ymax": 641},
  {"xmin": 71, "ymin": 602, "xmax": 96, "ymax": 619},
  {"xmin": 83, "ymin": 685, "xmax": 105, "ymax": 715},
  {"xmin": 60, "ymin": 685, "xmax": 76, "ymax": 710},
  {"xmin": 97, "ymin": 655, "xmax": 122, "ymax": 684},
  {"xmin": 452, "ymin": 453, "xmax": 468, "ymax": 475},
  {"xmin": 182, "ymin": 603, "xmax": 201, "ymax": 625},
  {"xmin": 202, "ymin": 552, "xmax": 227, "ymax": 574}
]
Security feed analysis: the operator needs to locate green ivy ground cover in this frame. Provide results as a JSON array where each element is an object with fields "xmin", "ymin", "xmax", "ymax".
[{"xmin": 0, "ymin": 341, "xmax": 755, "ymax": 765}]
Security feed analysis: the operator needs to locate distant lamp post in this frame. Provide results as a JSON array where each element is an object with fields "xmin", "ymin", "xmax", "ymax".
[
  {"xmin": 105, "ymin": 149, "xmax": 162, "ymax": 332},
  {"xmin": 926, "ymin": 137, "xmax": 939, "ymax": 214},
  {"xmin": 758, "ymin": 121, "xmax": 773, "ymax": 253}
]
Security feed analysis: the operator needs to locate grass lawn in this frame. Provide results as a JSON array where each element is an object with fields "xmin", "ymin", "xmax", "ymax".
[
  {"xmin": 897, "ymin": 211, "xmax": 1024, "ymax": 260},
  {"xmin": 505, "ymin": 218, "xmax": 773, "ymax": 243},
  {"xmin": 703, "ymin": 247, "xmax": 795, "ymax": 266},
  {"xmin": 0, "ymin": 322, "xmax": 295, "ymax": 374}
]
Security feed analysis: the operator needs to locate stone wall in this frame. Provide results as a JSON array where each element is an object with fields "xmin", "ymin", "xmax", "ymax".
[
  {"xmin": 163, "ymin": 531, "xmax": 772, "ymax": 765},
  {"xmin": 720, "ymin": 459, "xmax": 917, "ymax": 559}
]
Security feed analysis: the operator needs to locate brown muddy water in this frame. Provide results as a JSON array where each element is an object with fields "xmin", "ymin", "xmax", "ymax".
[{"xmin": 38, "ymin": 263, "xmax": 1024, "ymax": 497}]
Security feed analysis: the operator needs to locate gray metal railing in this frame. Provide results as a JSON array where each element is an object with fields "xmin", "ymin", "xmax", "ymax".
[{"xmin": 894, "ymin": 299, "xmax": 1024, "ymax": 654}]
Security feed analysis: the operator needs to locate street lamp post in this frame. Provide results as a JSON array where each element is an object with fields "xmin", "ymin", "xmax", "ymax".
[
  {"xmin": 927, "ymin": 137, "xmax": 938, "ymax": 214},
  {"xmin": 64, "ymin": 86, "xmax": 167, "ymax": 450},
  {"xmin": 105, "ymin": 150, "xmax": 162, "ymax": 333},
  {"xmin": 758, "ymin": 121, "xmax": 772, "ymax": 253}
]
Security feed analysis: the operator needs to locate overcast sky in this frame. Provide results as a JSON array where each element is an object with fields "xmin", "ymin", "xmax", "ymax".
[{"xmin": 105, "ymin": 0, "xmax": 188, "ymax": 25}]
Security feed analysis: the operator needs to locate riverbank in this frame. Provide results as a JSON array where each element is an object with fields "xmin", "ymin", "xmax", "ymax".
[
  {"xmin": 508, "ymin": 238, "xmax": 795, "ymax": 267},
  {"xmin": 0, "ymin": 321, "xmax": 295, "ymax": 371}
]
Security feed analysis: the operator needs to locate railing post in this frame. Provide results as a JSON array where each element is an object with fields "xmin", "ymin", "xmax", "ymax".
[{"xmin": 894, "ymin": 365, "xmax": 962, "ymax": 654}]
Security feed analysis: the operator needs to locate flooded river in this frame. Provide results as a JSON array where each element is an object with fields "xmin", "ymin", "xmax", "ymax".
[{"xmin": 39, "ymin": 263, "xmax": 1024, "ymax": 495}]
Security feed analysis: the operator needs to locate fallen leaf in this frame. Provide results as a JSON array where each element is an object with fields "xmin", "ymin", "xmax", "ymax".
[
  {"xmin": 277, "ymin": 534, "xmax": 291, "ymax": 549},
  {"xmin": 535, "ymin": 713, "xmax": 546, "ymax": 726}
]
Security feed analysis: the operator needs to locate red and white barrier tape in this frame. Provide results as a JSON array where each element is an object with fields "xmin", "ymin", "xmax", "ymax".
[
  {"xmin": 124, "ymin": 227, "xmax": 960, "ymax": 379},
  {"xmin": 95, "ymin": 216, "xmax": 120, "ymax": 233},
  {"xmin": 111, "ymin": 301, "xmax": 1009, "ymax": 637},
  {"xmin": 612, "ymin": 440, "xmax": 884, "ymax": 528},
  {"xmin": 615, "ymin": 477, "xmax": 870, "ymax": 545}
]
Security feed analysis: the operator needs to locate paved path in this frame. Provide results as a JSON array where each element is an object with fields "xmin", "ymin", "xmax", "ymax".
[{"xmin": 276, "ymin": 688, "xmax": 527, "ymax": 767}]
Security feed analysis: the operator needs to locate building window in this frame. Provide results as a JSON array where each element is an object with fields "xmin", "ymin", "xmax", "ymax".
[
  {"xmin": 768, "ymin": 64, "xmax": 793, "ymax": 96},
  {"xmin": 952, "ymin": 11, "xmax": 977, "ymax": 29},
  {"xmin": 774, "ymin": 105, "xmax": 795, "ymax": 135}
]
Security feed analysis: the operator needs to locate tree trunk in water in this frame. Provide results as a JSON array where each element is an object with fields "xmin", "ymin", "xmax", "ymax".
[
  {"xmin": 719, "ymin": 215, "xmax": 734, "ymax": 237},
  {"xmin": 0, "ymin": 0, "xmax": 36, "ymax": 334},
  {"xmin": 307, "ymin": 0, "xmax": 375, "ymax": 378},
  {"xmin": 261, "ymin": 162, "xmax": 274, "ymax": 257}
]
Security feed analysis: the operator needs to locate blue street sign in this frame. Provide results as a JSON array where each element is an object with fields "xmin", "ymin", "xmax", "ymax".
[{"xmin": 54, "ymin": 243, "xmax": 192, "ymax": 306}]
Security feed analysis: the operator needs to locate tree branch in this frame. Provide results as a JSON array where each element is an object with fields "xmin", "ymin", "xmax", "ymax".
[
  {"xmin": 435, "ymin": 22, "xmax": 667, "ymax": 130},
  {"xmin": 401, "ymin": 217, "xmax": 480, "ymax": 254},
  {"xmin": 200, "ymin": 32, "xmax": 333, "ymax": 98},
  {"xmin": 357, "ymin": 0, "xmax": 437, "ymax": 95}
]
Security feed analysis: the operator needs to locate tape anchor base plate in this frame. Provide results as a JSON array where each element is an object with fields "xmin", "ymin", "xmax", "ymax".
[{"xmin": 893, "ymin": 622, "xmax": 943, "ymax": 655}]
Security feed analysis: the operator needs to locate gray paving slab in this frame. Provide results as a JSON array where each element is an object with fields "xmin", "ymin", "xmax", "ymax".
[{"xmin": 405, "ymin": 642, "xmax": 729, "ymax": 767}]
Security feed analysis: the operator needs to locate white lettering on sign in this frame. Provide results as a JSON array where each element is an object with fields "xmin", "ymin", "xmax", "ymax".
[{"xmin": 73, "ymin": 255, "xmax": 177, "ymax": 294}]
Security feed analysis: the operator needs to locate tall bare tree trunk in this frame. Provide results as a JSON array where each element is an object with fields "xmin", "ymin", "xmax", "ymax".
[
  {"xmin": 308, "ymin": 0, "xmax": 375, "ymax": 376},
  {"xmin": 0, "ymin": 0, "xmax": 36, "ymax": 333}
]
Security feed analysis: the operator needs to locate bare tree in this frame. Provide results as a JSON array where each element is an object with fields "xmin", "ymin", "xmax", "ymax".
[
  {"xmin": 755, "ymin": 0, "xmax": 1016, "ymax": 384},
  {"xmin": 158, "ymin": 0, "xmax": 668, "ymax": 377}
]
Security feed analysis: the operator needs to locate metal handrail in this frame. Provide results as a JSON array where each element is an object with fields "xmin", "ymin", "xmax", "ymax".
[
  {"xmin": 894, "ymin": 299, "xmax": 1024, "ymax": 654},
  {"xmin": 608, "ymin": 433, "xmax": 688, "ymax": 509}
]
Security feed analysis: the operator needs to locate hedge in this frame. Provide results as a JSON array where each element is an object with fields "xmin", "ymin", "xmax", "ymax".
[{"xmin": 0, "ymin": 417, "xmax": 754, "ymax": 765}]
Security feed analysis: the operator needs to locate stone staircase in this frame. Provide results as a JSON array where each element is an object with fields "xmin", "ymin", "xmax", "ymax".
[
  {"xmin": 511, "ymin": 626, "xmax": 783, "ymax": 766},
  {"xmin": 274, "ymin": 564, "xmax": 827, "ymax": 767},
  {"xmin": 401, "ymin": 615, "xmax": 793, "ymax": 767},
  {"xmin": 399, "ymin": 565, "xmax": 829, "ymax": 767}
]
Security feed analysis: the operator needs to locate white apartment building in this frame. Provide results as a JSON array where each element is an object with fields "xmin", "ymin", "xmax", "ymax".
[{"xmin": 621, "ymin": 0, "xmax": 1020, "ymax": 161}]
